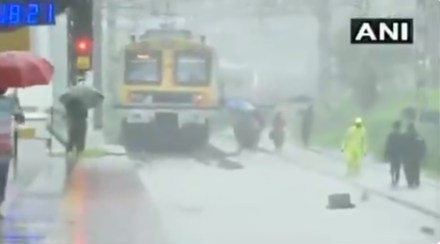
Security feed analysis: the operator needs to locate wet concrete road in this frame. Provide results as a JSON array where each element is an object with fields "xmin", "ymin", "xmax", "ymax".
[
  {"xmin": 139, "ymin": 150, "xmax": 439, "ymax": 244},
  {"xmin": 6, "ymin": 137, "xmax": 439, "ymax": 244},
  {"xmin": 45, "ymin": 154, "xmax": 438, "ymax": 243}
]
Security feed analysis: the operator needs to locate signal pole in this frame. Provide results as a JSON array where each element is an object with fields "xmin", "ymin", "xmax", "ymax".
[
  {"xmin": 66, "ymin": 0, "xmax": 94, "ymax": 87},
  {"xmin": 66, "ymin": 9, "xmax": 76, "ymax": 86},
  {"xmin": 105, "ymin": 0, "xmax": 118, "ymax": 101},
  {"xmin": 315, "ymin": 0, "xmax": 331, "ymax": 100},
  {"xmin": 415, "ymin": 0, "xmax": 429, "ymax": 111},
  {"xmin": 428, "ymin": 1, "xmax": 440, "ymax": 87}
]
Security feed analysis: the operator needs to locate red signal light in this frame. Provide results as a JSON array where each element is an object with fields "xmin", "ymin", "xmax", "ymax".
[
  {"xmin": 78, "ymin": 42, "xmax": 86, "ymax": 50},
  {"xmin": 75, "ymin": 38, "xmax": 92, "ymax": 54}
]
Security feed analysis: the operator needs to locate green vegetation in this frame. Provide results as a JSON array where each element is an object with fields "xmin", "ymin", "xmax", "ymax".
[
  {"xmin": 330, "ymin": 28, "xmax": 413, "ymax": 112},
  {"xmin": 306, "ymin": 27, "xmax": 440, "ymax": 179},
  {"xmin": 310, "ymin": 88, "xmax": 439, "ymax": 178}
]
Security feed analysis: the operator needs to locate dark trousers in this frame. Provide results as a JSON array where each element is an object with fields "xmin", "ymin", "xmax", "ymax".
[
  {"xmin": 0, "ymin": 161, "xmax": 10, "ymax": 203},
  {"xmin": 234, "ymin": 126, "xmax": 259, "ymax": 150},
  {"xmin": 390, "ymin": 159, "xmax": 401, "ymax": 184},
  {"xmin": 403, "ymin": 161, "xmax": 421, "ymax": 187},
  {"xmin": 67, "ymin": 120, "xmax": 87, "ymax": 153}
]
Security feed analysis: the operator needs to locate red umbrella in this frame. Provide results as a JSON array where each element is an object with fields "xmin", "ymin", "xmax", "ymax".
[{"xmin": 0, "ymin": 51, "xmax": 54, "ymax": 89}]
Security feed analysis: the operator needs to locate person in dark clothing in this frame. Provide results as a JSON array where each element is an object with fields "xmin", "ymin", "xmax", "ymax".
[
  {"xmin": 233, "ymin": 113, "xmax": 248, "ymax": 151},
  {"xmin": 252, "ymin": 110, "xmax": 265, "ymax": 128},
  {"xmin": 401, "ymin": 123, "xmax": 426, "ymax": 188},
  {"xmin": 384, "ymin": 121, "xmax": 404, "ymax": 186},
  {"xmin": 300, "ymin": 104, "xmax": 314, "ymax": 147},
  {"xmin": 250, "ymin": 109, "xmax": 264, "ymax": 148},
  {"xmin": 65, "ymin": 97, "xmax": 88, "ymax": 155},
  {"xmin": 269, "ymin": 111, "xmax": 286, "ymax": 150},
  {"xmin": 233, "ymin": 110, "xmax": 262, "ymax": 151}
]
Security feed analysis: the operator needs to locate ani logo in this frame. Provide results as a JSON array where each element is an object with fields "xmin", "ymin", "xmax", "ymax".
[{"xmin": 350, "ymin": 18, "xmax": 413, "ymax": 44}]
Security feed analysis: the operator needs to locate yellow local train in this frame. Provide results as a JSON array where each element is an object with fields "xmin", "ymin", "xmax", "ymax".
[{"xmin": 113, "ymin": 28, "xmax": 222, "ymax": 152}]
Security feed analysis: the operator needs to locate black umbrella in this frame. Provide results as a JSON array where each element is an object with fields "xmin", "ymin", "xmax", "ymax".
[{"xmin": 59, "ymin": 85, "xmax": 104, "ymax": 109}]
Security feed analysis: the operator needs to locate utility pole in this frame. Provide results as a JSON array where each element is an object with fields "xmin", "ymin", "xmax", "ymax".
[
  {"xmin": 415, "ymin": 0, "xmax": 427, "ymax": 84},
  {"xmin": 105, "ymin": 0, "xmax": 117, "ymax": 100},
  {"xmin": 315, "ymin": 0, "xmax": 331, "ymax": 100},
  {"xmin": 415, "ymin": 0, "xmax": 429, "ymax": 110},
  {"xmin": 414, "ymin": 0, "xmax": 440, "ymax": 114},
  {"xmin": 93, "ymin": 0, "xmax": 103, "ymax": 129},
  {"xmin": 428, "ymin": 1, "xmax": 440, "ymax": 88},
  {"xmin": 66, "ymin": 9, "xmax": 76, "ymax": 86}
]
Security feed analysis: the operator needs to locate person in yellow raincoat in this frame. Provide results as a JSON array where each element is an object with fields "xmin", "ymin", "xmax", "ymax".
[{"xmin": 341, "ymin": 117, "xmax": 367, "ymax": 177}]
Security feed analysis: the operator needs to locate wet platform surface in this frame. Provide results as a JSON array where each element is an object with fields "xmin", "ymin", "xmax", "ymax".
[
  {"xmin": 0, "ymin": 145, "xmax": 167, "ymax": 244},
  {"xmin": 41, "ymin": 158, "xmax": 168, "ymax": 244}
]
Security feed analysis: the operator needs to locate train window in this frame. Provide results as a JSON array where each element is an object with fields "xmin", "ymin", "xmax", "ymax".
[
  {"xmin": 175, "ymin": 53, "xmax": 210, "ymax": 85},
  {"xmin": 124, "ymin": 51, "xmax": 161, "ymax": 84}
]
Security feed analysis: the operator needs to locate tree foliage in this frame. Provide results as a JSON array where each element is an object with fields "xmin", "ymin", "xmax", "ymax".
[{"xmin": 330, "ymin": 27, "xmax": 414, "ymax": 111}]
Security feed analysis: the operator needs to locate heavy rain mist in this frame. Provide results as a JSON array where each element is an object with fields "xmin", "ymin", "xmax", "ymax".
[{"xmin": 11, "ymin": 0, "xmax": 439, "ymax": 243}]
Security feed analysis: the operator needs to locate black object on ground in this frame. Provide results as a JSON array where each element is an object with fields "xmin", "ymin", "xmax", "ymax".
[
  {"xmin": 217, "ymin": 158, "xmax": 243, "ymax": 170},
  {"xmin": 420, "ymin": 226, "xmax": 435, "ymax": 235},
  {"xmin": 327, "ymin": 193, "xmax": 355, "ymax": 209},
  {"xmin": 194, "ymin": 144, "xmax": 243, "ymax": 170}
]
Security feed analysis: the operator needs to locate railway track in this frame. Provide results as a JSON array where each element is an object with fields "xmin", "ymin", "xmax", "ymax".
[{"xmin": 133, "ymin": 142, "xmax": 244, "ymax": 170}]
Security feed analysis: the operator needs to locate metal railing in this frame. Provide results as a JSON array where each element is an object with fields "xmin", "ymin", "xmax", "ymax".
[{"xmin": 46, "ymin": 106, "xmax": 68, "ymax": 150}]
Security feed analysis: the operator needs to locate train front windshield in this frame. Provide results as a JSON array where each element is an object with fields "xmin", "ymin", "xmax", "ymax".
[
  {"xmin": 124, "ymin": 51, "xmax": 161, "ymax": 84},
  {"xmin": 175, "ymin": 52, "xmax": 210, "ymax": 85}
]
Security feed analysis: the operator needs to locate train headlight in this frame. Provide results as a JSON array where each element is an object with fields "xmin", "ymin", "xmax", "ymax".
[
  {"xmin": 193, "ymin": 93, "xmax": 205, "ymax": 103},
  {"xmin": 194, "ymin": 93, "xmax": 203, "ymax": 101}
]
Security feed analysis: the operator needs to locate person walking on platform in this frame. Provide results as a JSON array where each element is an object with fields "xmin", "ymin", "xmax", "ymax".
[
  {"xmin": 233, "ymin": 110, "xmax": 261, "ymax": 151},
  {"xmin": 65, "ymin": 97, "xmax": 88, "ymax": 156},
  {"xmin": 269, "ymin": 111, "xmax": 286, "ymax": 151},
  {"xmin": 384, "ymin": 121, "xmax": 405, "ymax": 186},
  {"xmin": 341, "ymin": 117, "xmax": 368, "ymax": 177},
  {"xmin": 0, "ymin": 88, "xmax": 24, "ymax": 218},
  {"xmin": 401, "ymin": 123, "xmax": 426, "ymax": 188},
  {"xmin": 300, "ymin": 104, "xmax": 314, "ymax": 147}
]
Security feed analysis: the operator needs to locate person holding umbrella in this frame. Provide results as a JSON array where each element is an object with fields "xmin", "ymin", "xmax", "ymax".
[
  {"xmin": 0, "ymin": 88, "xmax": 25, "ymax": 217},
  {"xmin": 269, "ymin": 110, "xmax": 286, "ymax": 151},
  {"xmin": 0, "ymin": 51, "xmax": 53, "ymax": 218},
  {"xmin": 60, "ymin": 85, "xmax": 104, "ymax": 156},
  {"xmin": 226, "ymin": 99, "xmax": 261, "ymax": 151},
  {"xmin": 64, "ymin": 97, "xmax": 88, "ymax": 155}
]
